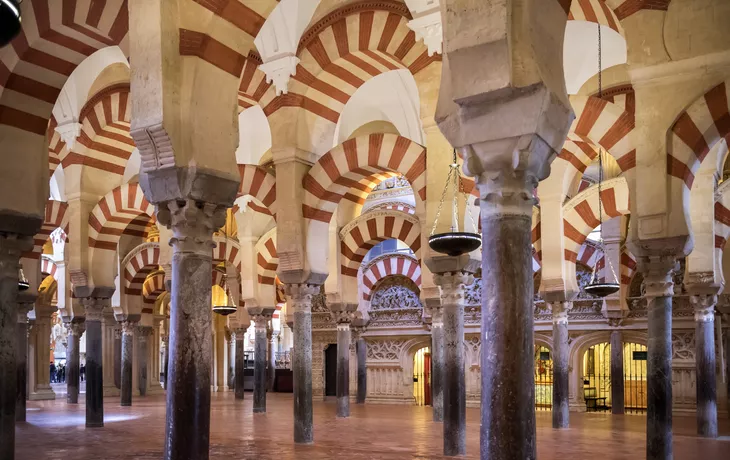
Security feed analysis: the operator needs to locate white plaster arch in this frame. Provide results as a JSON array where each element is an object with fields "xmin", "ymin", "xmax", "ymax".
[
  {"xmin": 123, "ymin": 149, "xmax": 141, "ymax": 184},
  {"xmin": 236, "ymin": 106, "xmax": 273, "ymax": 165},
  {"xmin": 49, "ymin": 166, "xmax": 65, "ymax": 202},
  {"xmin": 563, "ymin": 22, "xmax": 627, "ymax": 95},
  {"xmin": 333, "ymin": 70, "xmax": 425, "ymax": 146}
]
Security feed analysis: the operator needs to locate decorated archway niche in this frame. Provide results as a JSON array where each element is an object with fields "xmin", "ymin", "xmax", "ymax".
[
  {"xmin": 582, "ymin": 342, "xmax": 648, "ymax": 414},
  {"xmin": 413, "ymin": 346, "xmax": 431, "ymax": 407}
]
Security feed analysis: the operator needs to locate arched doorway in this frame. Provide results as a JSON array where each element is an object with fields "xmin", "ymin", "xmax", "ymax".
[
  {"xmin": 623, "ymin": 342, "xmax": 647, "ymax": 414},
  {"xmin": 581, "ymin": 341, "xmax": 648, "ymax": 413},
  {"xmin": 324, "ymin": 344, "xmax": 337, "ymax": 397},
  {"xmin": 534, "ymin": 345, "xmax": 553, "ymax": 411},
  {"xmin": 413, "ymin": 346, "xmax": 431, "ymax": 406}
]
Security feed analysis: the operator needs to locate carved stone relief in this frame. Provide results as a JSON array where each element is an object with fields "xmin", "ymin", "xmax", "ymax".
[{"xmin": 671, "ymin": 331, "xmax": 695, "ymax": 360}]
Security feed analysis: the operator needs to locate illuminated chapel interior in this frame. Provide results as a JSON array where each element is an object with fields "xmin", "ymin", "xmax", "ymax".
[{"xmin": 0, "ymin": 1, "xmax": 729, "ymax": 459}]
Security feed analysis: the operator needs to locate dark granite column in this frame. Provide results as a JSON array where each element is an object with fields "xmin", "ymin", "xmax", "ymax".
[
  {"xmin": 114, "ymin": 328, "xmax": 122, "ymax": 389},
  {"xmin": 159, "ymin": 200, "xmax": 227, "ymax": 460},
  {"xmin": 0, "ymin": 234, "xmax": 29, "ymax": 459},
  {"xmin": 161, "ymin": 335, "xmax": 169, "ymax": 388},
  {"xmin": 16, "ymin": 293, "xmax": 34, "ymax": 422},
  {"xmin": 267, "ymin": 328, "xmax": 276, "ymax": 391},
  {"xmin": 610, "ymin": 330, "xmax": 625, "ymax": 415},
  {"xmin": 551, "ymin": 301, "xmax": 570, "ymax": 428},
  {"xmin": 690, "ymin": 294, "xmax": 717, "ymax": 438},
  {"xmin": 82, "ymin": 298, "xmax": 109, "ymax": 428},
  {"xmin": 120, "ymin": 320, "xmax": 137, "ymax": 406},
  {"xmin": 640, "ymin": 256, "xmax": 676, "ymax": 460},
  {"xmin": 335, "ymin": 318, "xmax": 351, "ymax": 418},
  {"xmin": 285, "ymin": 284, "xmax": 319, "ymax": 444},
  {"xmin": 478, "ymin": 168, "xmax": 538, "ymax": 459},
  {"xmin": 65, "ymin": 320, "xmax": 85, "ymax": 404},
  {"xmin": 234, "ymin": 328, "xmax": 245, "ymax": 400},
  {"xmin": 356, "ymin": 337, "xmax": 367, "ymax": 404},
  {"xmin": 433, "ymin": 269, "xmax": 473, "ymax": 457},
  {"xmin": 138, "ymin": 326, "xmax": 151, "ymax": 397},
  {"xmin": 253, "ymin": 315, "xmax": 268, "ymax": 413},
  {"xmin": 229, "ymin": 332, "xmax": 236, "ymax": 391},
  {"xmin": 430, "ymin": 305, "xmax": 445, "ymax": 422}
]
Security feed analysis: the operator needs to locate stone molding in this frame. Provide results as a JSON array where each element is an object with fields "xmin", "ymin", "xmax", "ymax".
[{"xmin": 258, "ymin": 55, "xmax": 300, "ymax": 96}]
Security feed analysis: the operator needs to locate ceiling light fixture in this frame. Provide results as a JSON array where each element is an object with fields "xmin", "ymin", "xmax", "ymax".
[{"xmin": 0, "ymin": 0, "xmax": 22, "ymax": 48}]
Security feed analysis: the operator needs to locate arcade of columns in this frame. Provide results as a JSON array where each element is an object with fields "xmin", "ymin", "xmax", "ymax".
[{"xmin": 1, "ymin": 1, "xmax": 730, "ymax": 459}]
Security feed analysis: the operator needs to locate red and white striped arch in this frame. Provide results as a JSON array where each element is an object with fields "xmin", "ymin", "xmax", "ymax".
[
  {"xmin": 620, "ymin": 246, "xmax": 637, "ymax": 287},
  {"xmin": 261, "ymin": 4, "xmax": 436, "ymax": 128},
  {"xmin": 123, "ymin": 243, "xmax": 161, "ymax": 296},
  {"xmin": 361, "ymin": 253, "xmax": 421, "ymax": 301},
  {"xmin": 369, "ymin": 201, "xmax": 416, "ymax": 215},
  {"xmin": 568, "ymin": 0, "xmax": 624, "ymax": 35},
  {"xmin": 62, "ymin": 84, "xmax": 135, "ymax": 176},
  {"xmin": 576, "ymin": 239, "xmax": 605, "ymax": 269},
  {"xmin": 212, "ymin": 236, "xmax": 241, "ymax": 270},
  {"xmin": 0, "ymin": 1, "xmax": 129, "ymax": 138},
  {"xmin": 212, "ymin": 267, "xmax": 227, "ymax": 290},
  {"xmin": 88, "ymin": 183, "xmax": 155, "ymax": 251},
  {"xmin": 142, "ymin": 271, "xmax": 165, "ymax": 306},
  {"xmin": 714, "ymin": 181, "xmax": 730, "ymax": 281},
  {"xmin": 667, "ymin": 80, "xmax": 730, "ymax": 190},
  {"xmin": 237, "ymin": 54, "xmax": 271, "ymax": 111},
  {"xmin": 47, "ymin": 118, "xmax": 66, "ymax": 176},
  {"xmin": 26, "ymin": 200, "xmax": 69, "ymax": 260},
  {"xmin": 532, "ymin": 207, "xmax": 542, "ymax": 272},
  {"xmin": 568, "ymin": 95, "xmax": 636, "ymax": 173},
  {"xmin": 340, "ymin": 210, "xmax": 421, "ymax": 277},
  {"xmin": 40, "ymin": 256, "xmax": 58, "ymax": 279},
  {"xmin": 302, "ymin": 133, "xmax": 426, "ymax": 225},
  {"xmin": 563, "ymin": 177, "xmax": 630, "ymax": 265},
  {"xmin": 255, "ymin": 231, "xmax": 278, "ymax": 286},
  {"xmin": 238, "ymin": 164, "xmax": 277, "ymax": 218}
]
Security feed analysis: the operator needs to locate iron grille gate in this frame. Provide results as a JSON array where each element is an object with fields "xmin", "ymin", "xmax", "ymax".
[
  {"xmin": 413, "ymin": 347, "xmax": 431, "ymax": 406},
  {"xmin": 534, "ymin": 346, "xmax": 553, "ymax": 411},
  {"xmin": 624, "ymin": 342, "xmax": 647, "ymax": 414},
  {"xmin": 584, "ymin": 343, "xmax": 610, "ymax": 412}
]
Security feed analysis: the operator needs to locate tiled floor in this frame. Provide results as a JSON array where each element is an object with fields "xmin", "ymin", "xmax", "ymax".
[{"xmin": 16, "ymin": 393, "xmax": 730, "ymax": 459}]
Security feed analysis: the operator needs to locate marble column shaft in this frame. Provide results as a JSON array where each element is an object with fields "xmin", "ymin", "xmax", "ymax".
[
  {"xmin": 436, "ymin": 272, "xmax": 472, "ymax": 457},
  {"xmin": 15, "ymin": 313, "xmax": 28, "ymax": 422},
  {"xmin": 228, "ymin": 334, "xmax": 236, "ymax": 391},
  {"xmin": 691, "ymin": 294, "xmax": 717, "ymax": 438},
  {"xmin": 431, "ymin": 308, "xmax": 444, "ymax": 423},
  {"xmin": 551, "ymin": 302, "xmax": 570, "ymax": 429},
  {"xmin": 84, "ymin": 299, "xmax": 107, "ymax": 428},
  {"xmin": 642, "ymin": 257, "xmax": 676, "ymax": 460},
  {"xmin": 120, "ymin": 321, "xmax": 137, "ymax": 406},
  {"xmin": 336, "ymin": 320, "xmax": 351, "ymax": 418},
  {"xmin": 268, "ymin": 330, "xmax": 276, "ymax": 392},
  {"xmin": 479, "ymin": 170, "xmax": 537, "ymax": 460},
  {"xmin": 253, "ymin": 316, "xmax": 268, "ymax": 413},
  {"xmin": 138, "ymin": 326, "xmax": 151, "ymax": 396},
  {"xmin": 161, "ymin": 200, "xmax": 225, "ymax": 460},
  {"xmin": 234, "ymin": 331, "xmax": 245, "ymax": 400},
  {"xmin": 162, "ymin": 335, "xmax": 169, "ymax": 388},
  {"xmin": 114, "ymin": 329, "xmax": 122, "ymax": 389},
  {"xmin": 286, "ymin": 284, "xmax": 319, "ymax": 444},
  {"xmin": 65, "ymin": 321, "xmax": 85, "ymax": 404},
  {"xmin": 356, "ymin": 337, "xmax": 367, "ymax": 404},
  {"xmin": 610, "ymin": 330, "xmax": 625, "ymax": 415}
]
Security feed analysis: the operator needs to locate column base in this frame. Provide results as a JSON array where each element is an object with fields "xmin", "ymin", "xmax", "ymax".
[
  {"xmin": 86, "ymin": 422, "xmax": 104, "ymax": 428},
  {"xmin": 253, "ymin": 407, "xmax": 266, "ymax": 414},
  {"xmin": 103, "ymin": 386, "xmax": 121, "ymax": 397},
  {"xmin": 29, "ymin": 388, "xmax": 56, "ymax": 401},
  {"xmin": 121, "ymin": 402, "xmax": 132, "ymax": 407}
]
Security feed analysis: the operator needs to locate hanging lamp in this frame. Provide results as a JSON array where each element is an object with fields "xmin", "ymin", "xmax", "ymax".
[
  {"xmin": 213, "ymin": 275, "xmax": 238, "ymax": 316},
  {"xmin": 18, "ymin": 267, "xmax": 29, "ymax": 291},
  {"xmin": 0, "ymin": 0, "xmax": 22, "ymax": 48},
  {"xmin": 584, "ymin": 21, "xmax": 620, "ymax": 299},
  {"xmin": 428, "ymin": 149, "xmax": 481, "ymax": 257}
]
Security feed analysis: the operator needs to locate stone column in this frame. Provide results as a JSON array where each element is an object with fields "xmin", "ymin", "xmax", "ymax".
[
  {"xmin": 335, "ymin": 314, "xmax": 353, "ymax": 418},
  {"xmin": 65, "ymin": 320, "xmax": 85, "ymax": 404},
  {"xmin": 640, "ymin": 256, "xmax": 677, "ymax": 460},
  {"xmin": 431, "ymin": 266, "xmax": 474, "ymax": 457},
  {"xmin": 267, "ymin": 328, "xmax": 276, "ymax": 392},
  {"xmin": 161, "ymin": 335, "xmax": 169, "ymax": 388},
  {"xmin": 285, "ymin": 283, "xmax": 320, "ymax": 444},
  {"xmin": 0, "ymin": 234, "xmax": 30, "ymax": 458},
  {"xmin": 690, "ymin": 294, "xmax": 718, "ymax": 438},
  {"xmin": 610, "ymin": 330, "xmax": 625, "ymax": 415},
  {"xmin": 31, "ymin": 308, "xmax": 55, "ymax": 401},
  {"xmin": 138, "ymin": 326, "xmax": 152, "ymax": 397},
  {"xmin": 233, "ymin": 328, "xmax": 245, "ymax": 399},
  {"xmin": 252, "ymin": 314, "xmax": 269, "ymax": 413},
  {"xmin": 228, "ymin": 332, "xmax": 236, "ymax": 391},
  {"xmin": 550, "ymin": 301, "xmax": 570, "ymax": 428},
  {"xmin": 120, "ymin": 320, "xmax": 137, "ymax": 406},
  {"xmin": 114, "ymin": 328, "xmax": 122, "ymax": 389},
  {"xmin": 356, "ymin": 337, "xmax": 367, "ymax": 404},
  {"xmin": 425, "ymin": 297, "xmax": 444, "ymax": 422},
  {"xmin": 82, "ymin": 297, "xmax": 109, "ymax": 428},
  {"xmin": 157, "ymin": 200, "xmax": 226, "ymax": 460},
  {"xmin": 16, "ymin": 293, "xmax": 35, "ymax": 422}
]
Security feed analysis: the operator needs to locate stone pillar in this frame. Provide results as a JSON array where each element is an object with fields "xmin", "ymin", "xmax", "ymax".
[
  {"xmin": 31, "ymin": 308, "xmax": 55, "ymax": 401},
  {"xmin": 138, "ymin": 326, "xmax": 152, "ymax": 397},
  {"xmin": 356, "ymin": 337, "xmax": 367, "ymax": 404},
  {"xmin": 640, "ymin": 256, "xmax": 677, "ymax": 460},
  {"xmin": 610, "ymin": 330, "xmax": 625, "ymax": 415},
  {"xmin": 15, "ymin": 293, "xmax": 35, "ymax": 422},
  {"xmin": 234, "ymin": 328, "xmax": 245, "ymax": 399},
  {"xmin": 431, "ymin": 266, "xmax": 474, "ymax": 457},
  {"xmin": 157, "ymin": 200, "xmax": 226, "ymax": 460},
  {"xmin": 65, "ymin": 320, "xmax": 85, "ymax": 404},
  {"xmin": 161, "ymin": 335, "xmax": 169, "ymax": 388},
  {"xmin": 268, "ymin": 328, "xmax": 276, "ymax": 392},
  {"xmin": 426, "ymin": 298, "xmax": 444, "ymax": 422},
  {"xmin": 82, "ymin": 297, "xmax": 109, "ymax": 428},
  {"xmin": 0, "ymin": 234, "xmax": 30, "ymax": 459},
  {"xmin": 120, "ymin": 320, "xmax": 137, "ymax": 406},
  {"xmin": 551, "ymin": 301, "xmax": 570, "ymax": 428},
  {"xmin": 228, "ymin": 332, "xmax": 236, "ymax": 391},
  {"xmin": 285, "ymin": 283, "xmax": 319, "ymax": 444},
  {"xmin": 335, "ymin": 315, "xmax": 352, "ymax": 418},
  {"xmin": 690, "ymin": 294, "xmax": 718, "ymax": 438},
  {"xmin": 252, "ymin": 314, "xmax": 269, "ymax": 413},
  {"xmin": 114, "ymin": 328, "xmax": 122, "ymax": 389}
]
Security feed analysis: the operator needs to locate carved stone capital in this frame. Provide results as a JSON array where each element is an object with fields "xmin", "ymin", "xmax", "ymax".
[
  {"xmin": 333, "ymin": 310, "xmax": 356, "ymax": 325},
  {"xmin": 284, "ymin": 283, "xmax": 320, "ymax": 314},
  {"xmin": 637, "ymin": 255, "xmax": 677, "ymax": 300},
  {"xmin": 65, "ymin": 321, "xmax": 86, "ymax": 337},
  {"xmin": 258, "ymin": 54, "xmax": 300, "ymax": 96},
  {"xmin": 54, "ymin": 121, "xmax": 83, "ymax": 150},
  {"xmin": 690, "ymin": 294, "xmax": 717, "ymax": 323},
  {"xmin": 407, "ymin": 9, "xmax": 442, "ymax": 56},
  {"xmin": 549, "ymin": 301, "xmax": 571, "ymax": 325},
  {"xmin": 137, "ymin": 326, "xmax": 154, "ymax": 338},
  {"xmin": 433, "ymin": 271, "xmax": 474, "ymax": 307},
  {"xmin": 157, "ymin": 199, "xmax": 227, "ymax": 256},
  {"xmin": 80, "ymin": 297, "xmax": 110, "ymax": 322},
  {"xmin": 233, "ymin": 328, "xmax": 247, "ymax": 339},
  {"xmin": 252, "ymin": 314, "xmax": 269, "ymax": 330},
  {"xmin": 0, "ymin": 233, "xmax": 32, "ymax": 280},
  {"xmin": 121, "ymin": 321, "xmax": 138, "ymax": 335}
]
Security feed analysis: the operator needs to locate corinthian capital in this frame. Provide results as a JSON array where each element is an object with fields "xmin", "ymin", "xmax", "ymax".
[
  {"xmin": 637, "ymin": 255, "xmax": 678, "ymax": 300},
  {"xmin": 284, "ymin": 284, "xmax": 320, "ymax": 314},
  {"xmin": 65, "ymin": 321, "xmax": 86, "ymax": 337},
  {"xmin": 0, "ymin": 233, "xmax": 32, "ymax": 280},
  {"xmin": 156, "ymin": 199, "xmax": 227, "ymax": 256},
  {"xmin": 434, "ymin": 271, "xmax": 474, "ymax": 307},
  {"xmin": 690, "ymin": 294, "xmax": 717, "ymax": 323}
]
